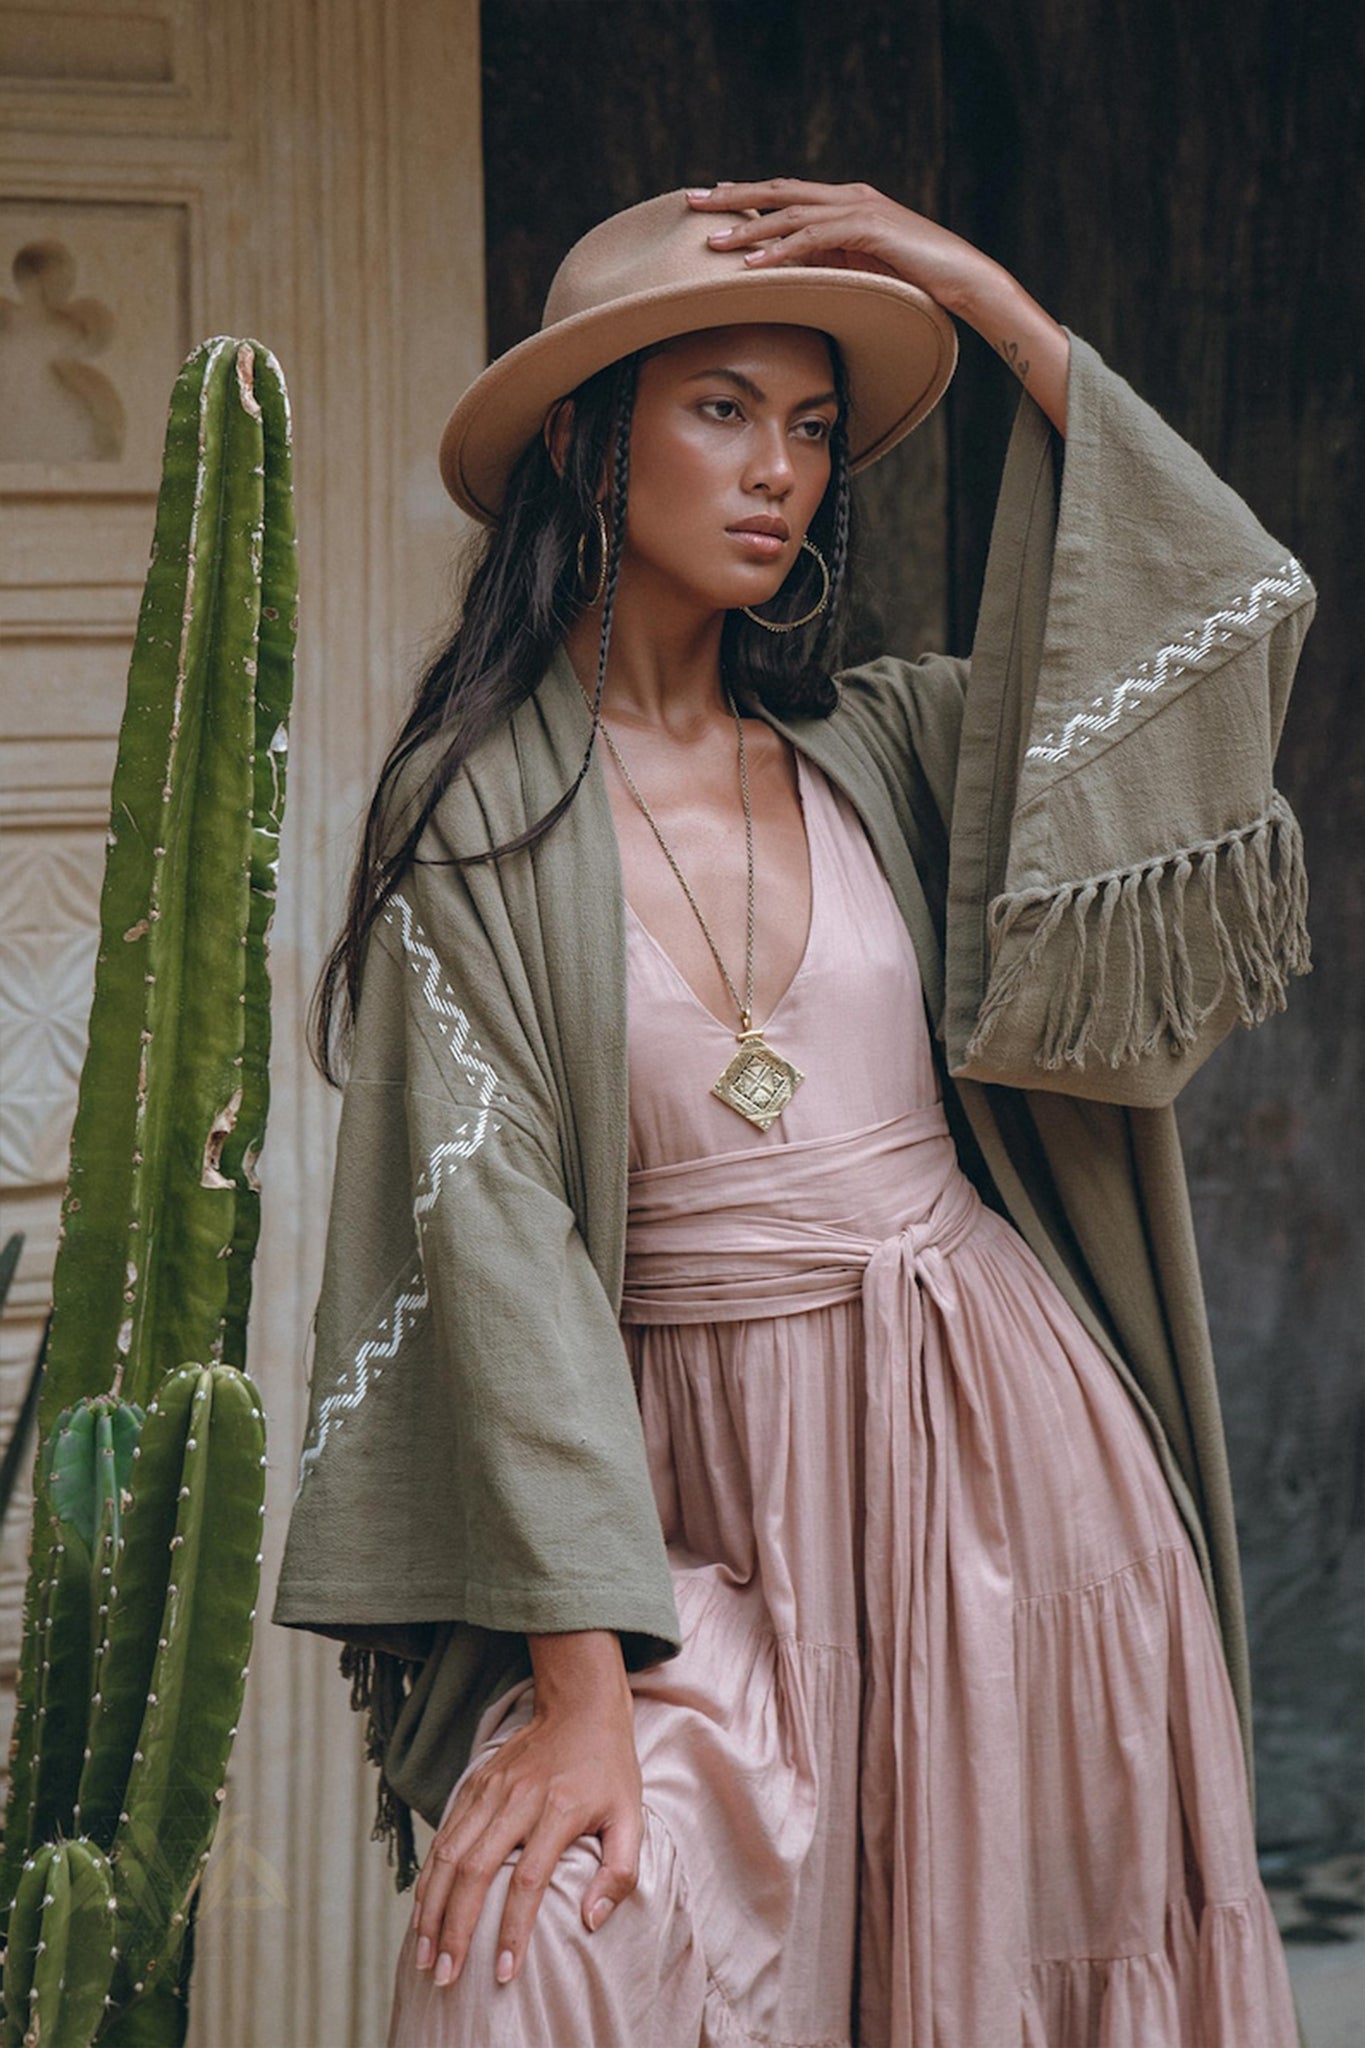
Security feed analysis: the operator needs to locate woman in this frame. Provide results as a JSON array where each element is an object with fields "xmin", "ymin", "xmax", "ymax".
[{"xmin": 275, "ymin": 181, "xmax": 1314, "ymax": 2045}]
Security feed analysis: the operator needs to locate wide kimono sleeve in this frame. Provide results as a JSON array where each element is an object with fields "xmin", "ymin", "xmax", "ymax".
[
  {"xmin": 940, "ymin": 330, "xmax": 1316, "ymax": 1106},
  {"xmin": 273, "ymin": 775, "xmax": 681, "ymax": 1669}
]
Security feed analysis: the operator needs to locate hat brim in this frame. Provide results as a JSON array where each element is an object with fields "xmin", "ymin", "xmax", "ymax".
[{"xmin": 440, "ymin": 266, "xmax": 958, "ymax": 522}]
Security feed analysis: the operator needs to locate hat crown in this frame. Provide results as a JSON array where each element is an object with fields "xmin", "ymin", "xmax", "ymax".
[{"xmin": 543, "ymin": 191, "xmax": 747, "ymax": 330}]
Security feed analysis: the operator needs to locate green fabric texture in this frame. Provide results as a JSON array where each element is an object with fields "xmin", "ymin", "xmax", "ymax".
[{"xmin": 273, "ymin": 333, "xmax": 1315, "ymax": 1838}]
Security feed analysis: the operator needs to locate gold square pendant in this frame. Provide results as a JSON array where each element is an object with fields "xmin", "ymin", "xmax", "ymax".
[{"xmin": 712, "ymin": 1033, "xmax": 805, "ymax": 1133}]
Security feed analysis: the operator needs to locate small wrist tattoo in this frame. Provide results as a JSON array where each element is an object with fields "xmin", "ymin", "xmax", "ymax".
[{"xmin": 998, "ymin": 338, "xmax": 1031, "ymax": 384}]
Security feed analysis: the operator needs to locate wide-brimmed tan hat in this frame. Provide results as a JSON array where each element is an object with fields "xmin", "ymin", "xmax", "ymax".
[{"xmin": 440, "ymin": 189, "xmax": 958, "ymax": 522}]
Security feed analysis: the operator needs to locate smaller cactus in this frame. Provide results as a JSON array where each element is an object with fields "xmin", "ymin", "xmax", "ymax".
[
  {"xmin": 46, "ymin": 1398, "xmax": 142, "ymax": 1558},
  {"xmin": 1, "ymin": 1839, "xmax": 116, "ymax": 2048},
  {"xmin": 14, "ymin": 1400, "xmax": 143, "ymax": 1864},
  {"xmin": 47, "ymin": 1398, "xmax": 144, "ymax": 1696},
  {"xmin": 21, "ymin": 1498, "xmax": 91, "ymax": 1858},
  {"xmin": 79, "ymin": 1364, "xmax": 265, "ymax": 1994}
]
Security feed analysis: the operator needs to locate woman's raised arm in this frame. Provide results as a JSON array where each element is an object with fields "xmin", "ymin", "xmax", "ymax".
[
  {"xmin": 685, "ymin": 178, "xmax": 1070, "ymax": 434},
  {"xmin": 686, "ymin": 182, "xmax": 1315, "ymax": 1107}
]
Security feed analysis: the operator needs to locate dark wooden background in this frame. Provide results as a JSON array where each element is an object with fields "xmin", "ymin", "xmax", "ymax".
[{"xmin": 480, "ymin": 0, "xmax": 1363, "ymax": 1852}]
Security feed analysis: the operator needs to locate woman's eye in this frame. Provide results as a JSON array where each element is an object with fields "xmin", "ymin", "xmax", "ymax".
[
  {"xmin": 796, "ymin": 418, "xmax": 834, "ymax": 441},
  {"xmin": 700, "ymin": 397, "xmax": 743, "ymax": 422}
]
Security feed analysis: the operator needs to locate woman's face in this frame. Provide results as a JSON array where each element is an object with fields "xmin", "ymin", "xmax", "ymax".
[{"xmin": 617, "ymin": 324, "xmax": 839, "ymax": 617}]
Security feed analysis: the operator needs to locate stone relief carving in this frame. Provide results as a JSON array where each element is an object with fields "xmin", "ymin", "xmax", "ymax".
[{"xmin": 0, "ymin": 240, "xmax": 125, "ymax": 462}]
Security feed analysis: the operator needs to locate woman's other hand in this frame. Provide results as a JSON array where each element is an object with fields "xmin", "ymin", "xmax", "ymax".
[
  {"xmin": 409, "ymin": 1629, "xmax": 642, "ymax": 1989},
  {"xmin": 686, "ymin": 179, "xmax": 1069, "ymax": 434}
]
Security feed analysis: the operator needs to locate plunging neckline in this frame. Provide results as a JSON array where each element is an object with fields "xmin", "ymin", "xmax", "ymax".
[{"xmin": 623, "ymin": 748, "xmax": 819, "ymax": 1039}]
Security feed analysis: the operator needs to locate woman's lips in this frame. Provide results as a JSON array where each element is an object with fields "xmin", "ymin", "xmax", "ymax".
[{"xmin": 726, "ymin": 526, "xmax": 789, "ymax": 558}]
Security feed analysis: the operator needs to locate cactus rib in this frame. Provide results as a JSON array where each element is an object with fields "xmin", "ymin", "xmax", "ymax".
[
  {"xmin": 218, "ymin": 346, "xmax": 297, "ymax": 1370},
  {"xmin": 22, "ymin": 1500, "xmax": 92, "ymax": 1854}
]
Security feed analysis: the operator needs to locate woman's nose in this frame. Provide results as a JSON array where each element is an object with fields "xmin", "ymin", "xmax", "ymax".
[{"xmin": 743, "ymin": 423, "xmax": 795, "ymax": 494}]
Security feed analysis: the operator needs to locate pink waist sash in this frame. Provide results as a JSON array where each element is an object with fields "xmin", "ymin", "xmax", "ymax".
[{"xmin": 621, "ymin": 1105, "xmax": 983, "ymax": 1326}]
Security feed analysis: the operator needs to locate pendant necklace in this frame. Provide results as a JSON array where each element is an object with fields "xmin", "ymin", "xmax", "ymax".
[{"xmin": 595, "ymin": 692, "xmax": 805, "ymax": 1133}]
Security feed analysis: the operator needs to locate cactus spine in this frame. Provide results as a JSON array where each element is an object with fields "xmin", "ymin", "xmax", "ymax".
[{"xmin": 1, "ymin": 338, "xmax": 296, "ymax": 2047}]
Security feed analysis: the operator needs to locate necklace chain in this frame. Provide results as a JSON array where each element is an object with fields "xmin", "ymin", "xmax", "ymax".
[{"xmin": 594, "ymin": 693, "xmax": 758, "ymax": 1035}]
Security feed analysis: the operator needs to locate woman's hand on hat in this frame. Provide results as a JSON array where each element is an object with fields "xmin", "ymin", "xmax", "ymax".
[
  {"xmin": 687, "ymin": 178, "xmax": 989, "ymax": 312},
  {"xmin": 687, "ymin": 179, "xmax": 1070, "ymax": 433},
  {"xmin": 409, "ymin": 1629, "xmax": 642, "ymax": 1992}
]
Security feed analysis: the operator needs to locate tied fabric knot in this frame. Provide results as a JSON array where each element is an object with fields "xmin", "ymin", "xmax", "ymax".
[
  {"xmin": 621, "ymin": 1105, "xmax": 979, "ymax": 1326},
  {"xmin": 863, "ymin": 1169, "xmax": 981, "ymax": 1326}
]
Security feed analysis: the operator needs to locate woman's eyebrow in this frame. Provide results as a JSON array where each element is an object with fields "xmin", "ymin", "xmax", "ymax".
[{"xmin": 681, "ymin": 367, "xmax": 839, "ymax": 409}]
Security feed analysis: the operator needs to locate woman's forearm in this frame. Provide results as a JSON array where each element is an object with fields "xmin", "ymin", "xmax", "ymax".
[
  {"xmin": 943, "ymin": 257, "xmax": 1070, "ymax": 437},
  {"xmin": 527, "ymin": 1627, "xmax": 632, "ymax": 1714}
]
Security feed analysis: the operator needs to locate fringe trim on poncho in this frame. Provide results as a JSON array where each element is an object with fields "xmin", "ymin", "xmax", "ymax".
[
  {"xmin": 341, "ymin": 1643, "xmax": 423, "ymax": 1891},
  {"xmin": 965, "ymin": 792, "xmax": 1311, "ymax": 1073}
]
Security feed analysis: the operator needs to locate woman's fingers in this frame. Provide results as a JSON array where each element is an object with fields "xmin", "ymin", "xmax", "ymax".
[
  {"xmin": 708, "ymin": 208, "xmax": 902, "ymax": 279},
  {"xmin": 688, "ymin": 177, "xmax": 999, "ymax": 313},
  {"xmin": 687, "ymin": 184, "xmax": 912, "ymax": 279},
  {"xmin": 413, "ymin": 1764, "xmax": 491, "ymax": 1880},
  {"xmin": 703, "ymin": 203, "xmax": 854, "ymax": 245},
  {"xmin": 413, "ymin": 1776, "xmax": 538, "ymax": 1986},
  {"xmin": 492, "ymin": 1794, "xmax": 590, "ymax": 1981},
  {"xmin": 492, "ymin": 1787, "xmax": 644, "ymax": 1981},
  {"xmin": 686, "ymin": 178, "xmax": 869, "ymax": 210},
  {"xmin": 411, "ymin": 1777, "xmax": 644, "ymax": 1989},
  {"xmin": 411, "ymin": 1765, "xmax": 495, "ymax": 1928},
  {"xmin": 579, "ymin": 1804, "xmax": 645, "ymax": 1933},
  {"xmin": 725, "ymin": 215, "xmax": 869, "ymax": 267},
  {"xmin": 433, "ymin": 1811, "xmax": 533, "ymax": 1986}
]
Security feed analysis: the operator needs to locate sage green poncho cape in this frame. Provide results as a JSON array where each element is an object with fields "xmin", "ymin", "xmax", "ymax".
[{"xmin": 274, "ymin": 334, "xmax": 1315, "ymax": 1855}]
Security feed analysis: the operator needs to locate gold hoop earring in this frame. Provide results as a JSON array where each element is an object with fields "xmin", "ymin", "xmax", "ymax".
[
  {"xmin": 576, "ymin": 502, "xmax": 609, "ymax": 606},
  {"xmin": 741, "ymin": 537, "xmax": 830, "ymax": 634}
]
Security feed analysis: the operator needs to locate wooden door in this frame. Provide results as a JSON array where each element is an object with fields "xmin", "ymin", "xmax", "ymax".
[{"xmin": 0, "ymin": 3, "xmax": 485, "ymax": 2038}]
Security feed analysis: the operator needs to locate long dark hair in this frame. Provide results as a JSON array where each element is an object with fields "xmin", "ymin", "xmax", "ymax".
[{"xmin": 309, "ymin": 334, "xmax": 856, "ymax": 1086}]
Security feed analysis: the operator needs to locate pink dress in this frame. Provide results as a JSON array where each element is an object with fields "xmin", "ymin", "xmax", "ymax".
[{"xmin": 389, "ymin": 754, "xmax": 1296, "ymax": 2047}]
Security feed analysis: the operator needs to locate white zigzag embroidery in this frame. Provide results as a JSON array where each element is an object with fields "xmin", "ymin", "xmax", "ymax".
[
  {"xmin": 293, "ymin": 1268, "xmax": 431, "ymax": 1497},
  {"xmin": 295, "ymin": 891, "xmax": 502, "ymax": 1493},
  {"xmin": 1026, "ymin": 556, "xmax": 1308, "ymax": 767}
]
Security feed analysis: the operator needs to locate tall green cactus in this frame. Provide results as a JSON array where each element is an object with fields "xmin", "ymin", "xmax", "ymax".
[{"xmin": 1, "ymin": 337, "xmax": 296, "ymax": 2047}]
